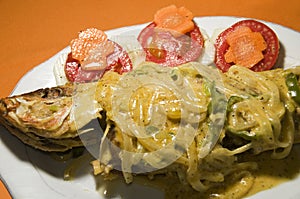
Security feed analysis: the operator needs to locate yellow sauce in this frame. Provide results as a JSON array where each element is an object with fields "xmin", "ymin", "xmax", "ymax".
[
  {"xmin": 245, "ymin": 145, "xmax": 300, "ymax": 197},
  {"xmin": 95, "ymin": 145, "xmax": 300, "ymax": 199}
]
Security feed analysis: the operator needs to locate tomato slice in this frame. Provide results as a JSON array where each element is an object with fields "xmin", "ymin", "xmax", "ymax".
[
  {"xmin": 214, "ymin": 19, "xmax": 280, "ymax": 72},
  {"xmin": 137, "ymin": 22, "xmax": 204, "ymax": 67},
  {"xmin": 65, "ymin": 40, "xmax": 132, "ymax": 83}
]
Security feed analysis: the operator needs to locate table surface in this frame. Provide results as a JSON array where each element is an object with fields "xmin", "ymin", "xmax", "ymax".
[{"xmin": 1, "ymin": 0, "xmax": 300, "ymax": 198}]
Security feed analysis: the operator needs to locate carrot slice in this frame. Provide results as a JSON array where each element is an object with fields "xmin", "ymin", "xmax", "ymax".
[
  {"xmin": 154, "ymin": 5, "xmax": 194, "ymax": 34},
  {"xmin": 70, "ymin": 28, "xmax": 113, "ymax": 62},
  {"xmin": 224, "ymin": 26, "xmax": 267, "ymax": 68}
]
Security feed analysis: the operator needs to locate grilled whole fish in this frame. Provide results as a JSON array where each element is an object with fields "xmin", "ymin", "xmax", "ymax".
[{"xmin": 1, "ymin": 62, "xmax": 300, "ymax": 156}]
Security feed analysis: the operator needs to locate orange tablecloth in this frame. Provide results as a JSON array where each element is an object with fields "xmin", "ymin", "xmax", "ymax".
[{"xmin": 0, "ymin": 0, "xmax": 300, "ymax": 198}]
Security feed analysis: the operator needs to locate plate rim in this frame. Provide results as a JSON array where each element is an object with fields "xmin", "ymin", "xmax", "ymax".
[{"xmin": 2, "ymin": 15, "xmax": 300, "ymax": 199}]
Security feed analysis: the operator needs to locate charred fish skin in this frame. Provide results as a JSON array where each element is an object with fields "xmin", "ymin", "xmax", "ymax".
[{"xmin": 0, "ymin": 84, "xmax": 84, "ymax": 152}]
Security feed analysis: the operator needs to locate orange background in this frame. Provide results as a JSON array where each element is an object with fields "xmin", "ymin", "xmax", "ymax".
[{"xmin": 0, "ymin": 0, "xmax": 300, "ymax": 198}]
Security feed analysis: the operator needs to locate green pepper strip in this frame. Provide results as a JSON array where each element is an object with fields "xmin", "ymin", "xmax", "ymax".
[
  {"xmin": 199, "ymin": 81, "xmax": 227, "ymax": 158},
  {"xmin": 286, "ymin": 73, "xmax": 300, "ymax": 104}
]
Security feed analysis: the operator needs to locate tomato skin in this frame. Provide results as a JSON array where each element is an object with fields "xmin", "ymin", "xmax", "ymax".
[
  {"xmin": 137, "ymin": 22, "xmax": 204, "ymax": 67},
  {"xmin": 106, "ymin": 41, "xmax": 132, "ymax": 74},
  {"xmin": 214, "ymin": 19, "xmax": 280, "ymax": 72},
  {"xmin": 64, "ymin": 40, "xmax": 132, "ymax": 83}
]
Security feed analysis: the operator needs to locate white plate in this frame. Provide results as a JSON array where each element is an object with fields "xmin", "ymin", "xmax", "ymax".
[{"xmin": 1, "ymin": 16, "xmax": 300, "ymax": 199}]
